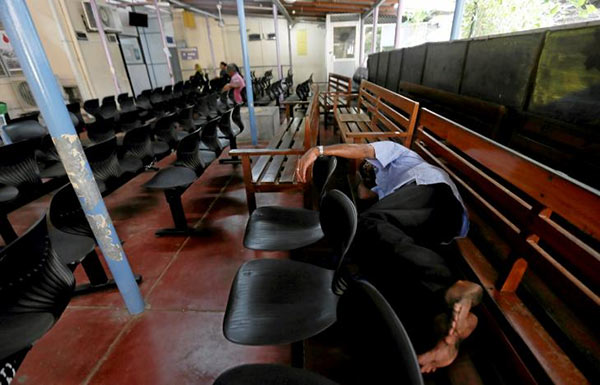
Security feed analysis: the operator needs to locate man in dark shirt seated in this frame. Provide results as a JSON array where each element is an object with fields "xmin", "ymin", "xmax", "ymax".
[{"xmin": 296, "ymin": 141, "xmax": 483, "ymax": 373}]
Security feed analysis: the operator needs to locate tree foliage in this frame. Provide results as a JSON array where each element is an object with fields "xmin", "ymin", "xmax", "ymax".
[{"xmin": 461, "ymin": 0, "xmax": 600, "ymax": 38}]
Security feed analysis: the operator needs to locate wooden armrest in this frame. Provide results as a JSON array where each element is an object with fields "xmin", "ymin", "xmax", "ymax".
[
  {"xmin": 229, "ymin": 148, "xmax": 306, "ymax": 156},
  {"xmin": 345, "ymin": 131, "xmax": 408, "ymax": 138}
]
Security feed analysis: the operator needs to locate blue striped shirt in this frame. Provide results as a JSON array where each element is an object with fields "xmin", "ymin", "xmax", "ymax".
[{"xmin": 367, "ymin": 141, "xmax": 469, "ymax": 238}]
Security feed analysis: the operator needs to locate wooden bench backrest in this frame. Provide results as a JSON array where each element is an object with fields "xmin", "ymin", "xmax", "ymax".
[
  {"xmin": 413, "ymin": 108, "xmax": 599, "ymax": 382},
  {"xmin": 327, "ymin": 73, "xmax": 352, "ymax": 94},
  {"xmin": 399, "ymin": 81, "xmax": 507, "ymax": 139},
  {"xmin": 358, "ymin": 80, "xmax": 420, "ymax": 146},
  {"xmin": 304, "ymin": 83, "xmax": 320, "ymax": 150}
]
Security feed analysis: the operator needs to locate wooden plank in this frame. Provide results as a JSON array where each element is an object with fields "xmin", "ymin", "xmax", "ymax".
[
  {"xmin": 279, "ymin": 155, "xmax": 298, "ymax": 183},
  {"xmin": 419, "ymin": 109, "xmax": 600, "ymax": 240},
  {"xmin": 251, "ymin": 119, "xmax": 292, "ymax": 182},
  {"xmin": 259, "ymin": 118, "xmax": 302, "ymax": 184}
]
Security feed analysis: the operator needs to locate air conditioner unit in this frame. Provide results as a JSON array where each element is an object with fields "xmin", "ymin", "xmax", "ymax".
[{"xmin": 82, "ymin": 1, "xmax": 123, "ymax": 33}]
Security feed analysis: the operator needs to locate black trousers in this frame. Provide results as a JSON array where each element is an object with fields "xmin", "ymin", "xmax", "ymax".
[{"xmin": 348, "ymin": 183, "xmax": 463, "ymax": 345}]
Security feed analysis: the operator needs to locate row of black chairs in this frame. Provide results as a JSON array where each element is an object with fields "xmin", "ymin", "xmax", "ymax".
[
  {"xmin": 213, "ymin": 156, "xmax": 424, "ymax": 383},
  {"xmin": 0, "ymin": 73, "xmax": 248, "ymax": 382}
]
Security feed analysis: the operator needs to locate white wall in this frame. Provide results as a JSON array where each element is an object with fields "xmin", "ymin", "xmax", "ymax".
[{"xmin": 177, "ymin": 13, "xmax": 326, "ymax": 83}]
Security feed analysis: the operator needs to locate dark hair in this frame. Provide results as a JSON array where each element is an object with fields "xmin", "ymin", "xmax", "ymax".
[
  {"xmin": 220, "ymin": 61, "xmax": 227, "ymax": 67},
  {"xmin": 359, "ymin": 161, "xmax": 376, "ymax": 189}
]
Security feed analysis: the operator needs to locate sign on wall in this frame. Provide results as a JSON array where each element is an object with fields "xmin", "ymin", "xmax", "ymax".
[
  {"xmin": 180, "ymin": 47, "xmax": 199, "ymax": 61},
  {"xmin": 297, "ymin": 29, "xmax": 307, "ymax": 56}
]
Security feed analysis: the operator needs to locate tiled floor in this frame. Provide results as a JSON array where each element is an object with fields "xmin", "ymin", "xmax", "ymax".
[{"xmin": 11, "ymin": 148, "xmax": 296, "ymax": 384}]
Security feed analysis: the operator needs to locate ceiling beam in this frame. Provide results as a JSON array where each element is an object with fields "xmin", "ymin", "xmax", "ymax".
[
  {"xmin": 362, "ymin": 0, "xmax": 387, "ymax": 18},
  {"xmin": 168, "ymin": 0, "xmax": 220, "ymax": 20},
  {"xmin": 272, "ymin": 0, "xmax": 294, "ymax": 25}
]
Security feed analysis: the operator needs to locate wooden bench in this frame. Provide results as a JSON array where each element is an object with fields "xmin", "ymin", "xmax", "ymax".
[
  {"xmin": 412, "ymin": 108, "xmax": 599, "ymax": 385},
  {"xmin": 319, "ymin": 73, "xmax": 352, "ymax": 128},
  {"xmin": 335, "ymin": 80, "xmax": 419, "ymax": 147},
  {"xmin": 230, "ymin": 84, "xmax": 320, "ymax": 212}
]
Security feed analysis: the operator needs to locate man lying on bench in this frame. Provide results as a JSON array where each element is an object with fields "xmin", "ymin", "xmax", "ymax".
[{"xmin": 296, "ymin": 142, "xmax": 483, "ymax": 374}]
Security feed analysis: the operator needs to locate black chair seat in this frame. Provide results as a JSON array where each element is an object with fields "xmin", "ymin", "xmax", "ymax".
[
  {"xmin": 119, "ymin": 157, "xmax": 143, "ymax": 174},
  {"xmin": 200, "ymin": 149, "xmax": 217, "ymax": 165},
  {"xmin": 39, "ymin": 162, "xmax": 66, "ymax": 179},
  {"xmin": 214, "ymin": 364, "xmax": 338, "ymax": 385},
  {"xmin": 144, "ymin": 166, "xmax": 197, "ymax": 190},
  {"xmin": 152, "ymin": 141, "xmax": 170, "ymax": 155},
  {"xmin": 223, "ymin": 259, "xmax": 338, "ymax": 345},
  {"xmin": 0, "ymin": 186, "xmax": 19, "ymax": 203},
  {"xmin": 244, "ymin": 206, "xmax": 323, "ymax": 251},
  {"xmin": 49, "ymin": 228, "xmax": 96, "ymax": 266},
  {"xmin": 0, "ymin": 312, "xmax": 55, "ymax": 360}
]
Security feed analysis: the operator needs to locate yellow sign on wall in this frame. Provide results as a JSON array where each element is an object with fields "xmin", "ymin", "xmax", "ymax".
[
  {"xmin": 297, "ymin": 29, "xmax": 307, "ymax": 56},
  {"xmin": 183, "ymin": 11, "xmax": 196, "ymax": 29}
]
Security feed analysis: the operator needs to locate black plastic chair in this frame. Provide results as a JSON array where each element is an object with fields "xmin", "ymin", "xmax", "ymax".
[
  {"xmin": 48, "ymin": 184, "xmax": 142, "ymax": 295},
  {"xmin": 215, "ymin": 279, "xmax": 424, "ymax": 385},
  {"xmin": 83, "ymin": 98, "xmax": 100, "ymax": 116},
  {"xmin": 86, "ymin": 115, "xmax": 116, "ymax": 144},
  {"xmin": 223, "ymin": 189, "xmax": 357, "ymax": 346},
  {"xmin": 84, "ymin": 137, "xmax": 142, "ymax": 192},
  {"xmin": 0, "ymin": 138, "xmax": 42, "ymax": 243},
  {"xmin": 100, "ymin": 95, "xmax": 119, "ymax": 122},
  {"xmin": 66, "ymin": 102, "xmax": 86, "ymax": 134},
  {"xmin": 143, "ymin": 125, "xmax": 215, "ymax": 236},
  {"xmin": 243, "ymin": 156, "xmax": 337, "ymax": 251},
  {"xmin": 120, "ymin": 122, "xmax": 170, "ymax": 170},
  {"xmin": 3, "ymin": 119, "xmax": 47, "ymax": 143},
  {"xmin": 0, "ymin": 215, "xmax": 75, "ymax": 383},
  {"xmin": 219, "ymin": 104, "xmax": 245, "ymax": 165},
  {"xmin": 154, "ymin": 111, "xmax": 186, "ymax": 150}
]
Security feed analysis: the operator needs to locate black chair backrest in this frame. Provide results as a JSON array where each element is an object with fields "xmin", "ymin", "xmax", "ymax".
[
  {"xmin": 121, "ymin": 122, "xmax": 154, "ymax": 163},
  {"xmin": 218, "ymin": 108, "xmax": 233, "ymax": 136},
  {"xmin": 83, "ymin": 99, "xmax": 100, "ymax": 115},
  {"xmin": 83, "ymin": 136, "xmax": 123, "ymax": 182},
  {"xmin": 100, "ymin": 97, "xmax": 118, "ymax": 120},
  {"xmin": 199, "ymin": 116, "xmax": 221, "ymax": 154},
  {"xmin": 320, "ymin": 189, "xmax": 357, "ymax": 261},
  {"xmin": 4, "ymin": 120, "xmax": 47, "ymax": 142},
  {"xmin": 0, "ymin": 137, "xmax": 42, "ymax": 188},
  {"xmin": 313, "ymin": 156, "xmax": 338, "ymax": 201},
  {"xmin": 36, "ymin": 134, "xmax": 60, "ymax": 164},
  {"xmin": 174, "ymin": 128, "xmax": 205, "ymax": 174},
  {"xmin": 153, "ymin": 112, "xmax": 178, "ymax": 148},
  {"xmin": 340, "ymin": 279, "xmax": 424, "ymax": 385},
  {"xmin": 117, "ymin": 93, "xmax": 128, "ymax": 103},
  {"xmin": 86, "ymin": 116, "xmax": 115, "ymax": 143},
  {"xmin": 0, "ymin": 214, "xmax": 75, "ymax": 360},
  {"xmin": 48, "ymin": 183, "xmax": 93, "ymax": 238},
  {"xmin": 231, "ymin": 104, "xmax": 244, "ymax": 132}
]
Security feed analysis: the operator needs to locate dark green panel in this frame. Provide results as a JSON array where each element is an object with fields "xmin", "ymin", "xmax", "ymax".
[
  {"xmin": 422, "ymin": 41, "xmax": 468, "ymax": 93},
  {"xmin": 400, "ymin": 44, "xmax": 427, "ymax": 84},
  {"xmin": 376, "ymin": 51, "xmax": 390, "ymax": 87},
  {"xmin": 529, "ymin": 26, "xmax": 600, "ymax": 126},
  {"xmin": 367, "ymin": 53, "xmax": 379, "ymax": 83},
  {"xmin": 385, "ymin": 50, "xmax": 403, "ymax": 92},
  {"xmin": 461, "ymin": 33, "xmax": 544, "ymax": 107}
]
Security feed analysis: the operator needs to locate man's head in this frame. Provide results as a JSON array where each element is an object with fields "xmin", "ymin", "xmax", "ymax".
[
  {"xmin": 220, "ymin": 62, "xmax": 227, "ymax": 70},
  {"xmin": 226, "ymin": 63, "xmax": 238, "ymax": 76},
  {"xmin": 359, "ymin": 160, "xmax": 376, "ymax": 189}
]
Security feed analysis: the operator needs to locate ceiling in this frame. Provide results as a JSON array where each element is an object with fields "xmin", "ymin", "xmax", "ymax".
[{"xmin": 180, "ymin": 1, "xmax": 400, "ymax": 20}]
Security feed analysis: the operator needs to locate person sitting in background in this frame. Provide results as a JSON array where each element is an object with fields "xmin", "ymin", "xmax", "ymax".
[
  {"xmin": 296, "ymin": 141, "xmax": 483, "ymax": 374},
  {"xmin": 222, "ymin": 63, "xmax": 245, "ymax": 104},
  {"xmin": 219, "ymin": 62, "xmax": 228, "ymax": 79},
  {"xmin": 194, "ymin": 63, "xmax": 203, "ymax": 76}
]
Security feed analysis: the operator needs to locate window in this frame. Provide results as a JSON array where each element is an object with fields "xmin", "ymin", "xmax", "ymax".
[{"xmin": 333, "ymin": 26, "xmax": 356, "ymax": 59}]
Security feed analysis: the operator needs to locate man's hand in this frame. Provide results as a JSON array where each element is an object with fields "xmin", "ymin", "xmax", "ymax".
[{"xmin": 295, "ymin": 147, "xmax": 319, "ymax": 183}]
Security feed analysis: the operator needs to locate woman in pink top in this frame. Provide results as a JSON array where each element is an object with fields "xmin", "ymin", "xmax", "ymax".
[{"xmin": 222, "ymin": 63, "xmax": 245, "ymax": 104}]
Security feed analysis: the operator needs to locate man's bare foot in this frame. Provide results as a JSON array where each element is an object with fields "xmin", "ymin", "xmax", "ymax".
[
  {"xmin": 444, "ymin": 280, "xmax": 483, "ymax": 336},
  {"xmin": 417, "ymin": 313, "xmax": 478, "ymax": 373}
]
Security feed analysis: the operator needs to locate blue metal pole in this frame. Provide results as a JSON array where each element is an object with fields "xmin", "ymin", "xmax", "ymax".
[
  {"xmin": 450, "ymin": 0, "xmax": 466, "ymax": 40},
  {"xmin": 236, "ymin": 0, "xmax": 258, "ymax": 145},
  {"xmin": 0, "ymin": 0, "xmax": 145, "ymax": 315}
]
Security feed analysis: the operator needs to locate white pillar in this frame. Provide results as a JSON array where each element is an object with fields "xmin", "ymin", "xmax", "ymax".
[
  {"xmin": 153, "ymin": 0, "xmax": 174, "ymax": 86},
  {"xmin": 205, "ymin": 16, "xmax": 218, "ymax": 77},
  {"xmin": 89, "ymin": 0, "xmax": 120, "ymax": 94},
  {"xmin": 371, "ymin": 6, "xmax": 379, "ymax": 54},
  {"xmin": 273, "ymin": 4, "xmax": 283, "ymax": 80},
  {"xmin": 359, "ymin": 15, "xmax": 365, "ymax": 67},
  {"xmin": 394, "ymin": 1, "xmax": 405, "ymax": 49}
]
